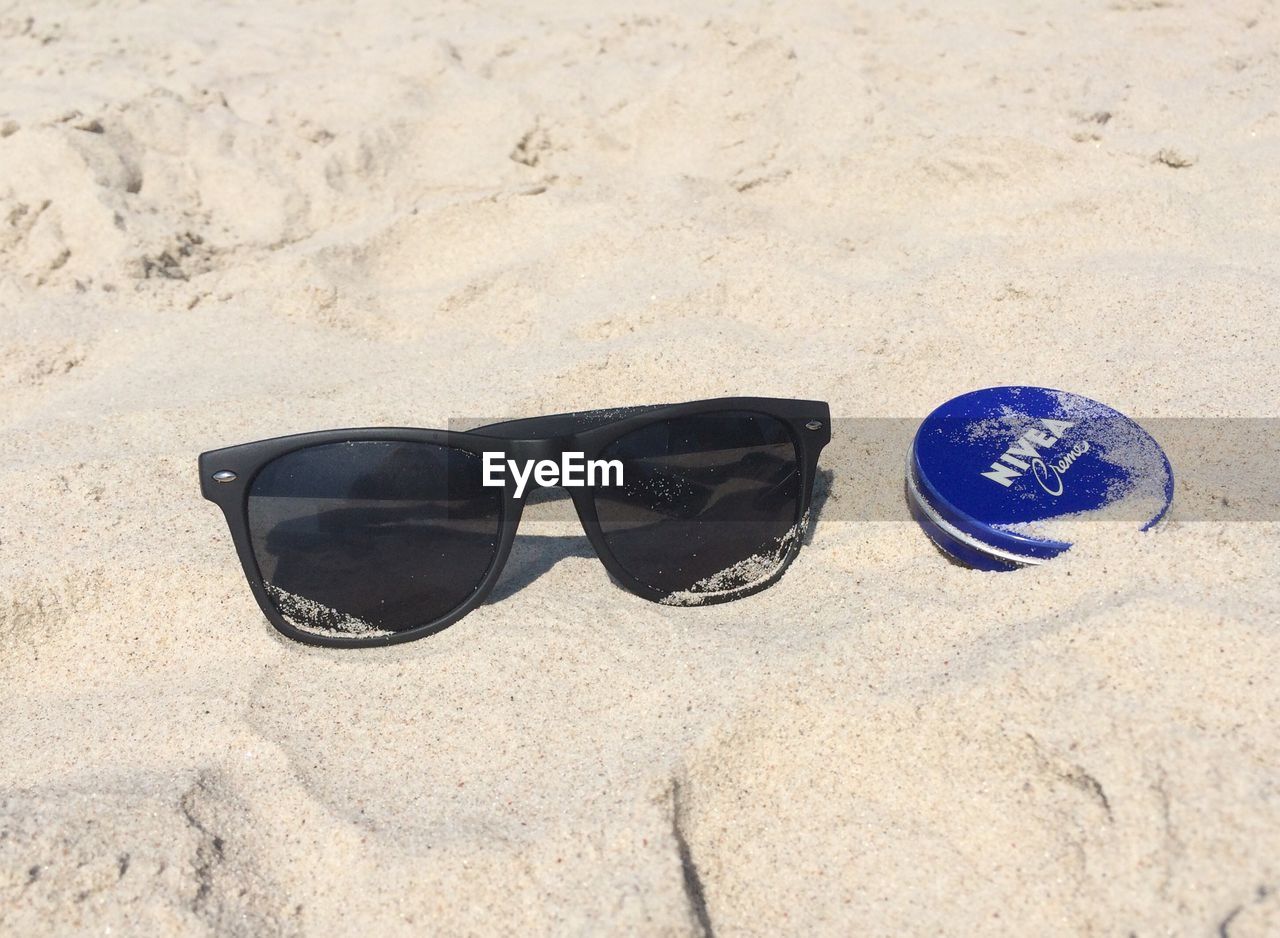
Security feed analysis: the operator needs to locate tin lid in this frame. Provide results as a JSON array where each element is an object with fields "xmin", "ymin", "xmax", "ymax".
[{"xmin": 908, "ymin": 386, "xmax": 1173, "ymax": 569}]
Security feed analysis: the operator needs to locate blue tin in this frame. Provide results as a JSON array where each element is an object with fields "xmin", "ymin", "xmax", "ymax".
[{"xmin": 907, "ymin": 387, "xmax": 1173, "ymax": 570}]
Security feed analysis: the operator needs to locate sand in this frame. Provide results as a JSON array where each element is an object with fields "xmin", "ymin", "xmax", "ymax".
[{"xmin": 2, "ymin": 1, "xmax": 1279, "ymax": 934}]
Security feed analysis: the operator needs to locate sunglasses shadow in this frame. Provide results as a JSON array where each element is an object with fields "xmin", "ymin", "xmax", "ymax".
[
  {"xmin": 804, "ymin": 468, "xmax": 835, "ymax": 545},
  {"xmin": 485, "ymin": 533, "xmax": 598, "ymax": 605}
]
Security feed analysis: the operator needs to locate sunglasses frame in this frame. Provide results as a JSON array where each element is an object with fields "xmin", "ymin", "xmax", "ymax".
[{"xmin": 200, "ymin": 397, "xmax": 831, "ymax": 647}]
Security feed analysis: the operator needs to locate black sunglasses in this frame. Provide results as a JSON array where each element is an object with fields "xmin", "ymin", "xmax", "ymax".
[{"xmin": 199, "ymin": 397, "xmax": 831, "ymax": 647}]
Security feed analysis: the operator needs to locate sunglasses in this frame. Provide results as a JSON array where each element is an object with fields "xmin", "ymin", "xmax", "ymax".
[{"xmin": 199, "ymin": 397, "xmax": 831, "ymax": 647}]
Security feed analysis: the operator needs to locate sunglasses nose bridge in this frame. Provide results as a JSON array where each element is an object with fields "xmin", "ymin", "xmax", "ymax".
[
  {"xmin": 497, "ymin": 437, "xmax": 573, "ymax": 498},
  {"xmin": 506, "ymin": 437, "xmax": 563, "ymax": 463}
]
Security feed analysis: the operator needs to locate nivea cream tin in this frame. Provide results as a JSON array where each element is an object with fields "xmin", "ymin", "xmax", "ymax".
[{"xmin": 907, "ymin": 387, "xmax": 1173, "ymax": 570}]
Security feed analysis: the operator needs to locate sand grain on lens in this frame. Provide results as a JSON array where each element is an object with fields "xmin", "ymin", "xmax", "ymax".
[
  {"xmin": 660, "ymin": 513, "xmax": 809, "ymax": 607},
  {"xmin": 264, "ymin": 584, "xmax": 393, "ymax": 639}
]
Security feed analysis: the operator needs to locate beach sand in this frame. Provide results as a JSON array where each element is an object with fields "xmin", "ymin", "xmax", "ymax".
[{"xmin": 2, "ymin": 1, "xmax": 1279, "ymax": 934}]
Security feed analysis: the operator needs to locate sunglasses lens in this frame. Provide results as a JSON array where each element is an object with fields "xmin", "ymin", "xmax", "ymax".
[
  {"xmin": 593, "ymin": 412, "xmax": 802, "ymax": 602},
  {"xmin": 246, "ymin": 441, "xmax": 502, "ymax": 638}
]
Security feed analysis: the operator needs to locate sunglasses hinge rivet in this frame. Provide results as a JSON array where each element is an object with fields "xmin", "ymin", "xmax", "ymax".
[
  {"xmin": 805, "ymin": 420, "xmax": 823, "ymax": 430},
  {"xmin": 212, "ymin": 470, "xmax": 237, "ymax": 483}
]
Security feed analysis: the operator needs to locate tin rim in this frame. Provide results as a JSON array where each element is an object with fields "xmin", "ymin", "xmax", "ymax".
[{"xmin": 906, "ymin": 454, "xmax": 1054, "ymax": 567}]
